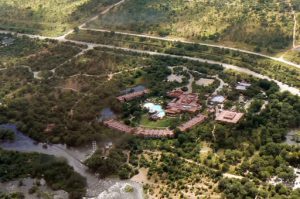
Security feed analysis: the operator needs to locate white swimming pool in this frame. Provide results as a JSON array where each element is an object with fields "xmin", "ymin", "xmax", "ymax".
[{"xmin": 143, "ymin": 103, "xmax": 166, "ymax": 118}]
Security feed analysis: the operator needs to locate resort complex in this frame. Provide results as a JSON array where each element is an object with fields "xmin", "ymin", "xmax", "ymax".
[
  {"xmin": 1, "ymin": 1, "xmax": 300, "ymax": 197},
  {"xmin": 102, "ymin": 77, "xmax": 250, "ymax": 140}
]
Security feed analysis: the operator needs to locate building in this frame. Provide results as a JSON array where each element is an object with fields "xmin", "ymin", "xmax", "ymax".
[
  {"xmin": 166, "ymin": 90, "xmax": 201, "ymax": 115},
  {"xmin": 103, "ymin": 120, "xmax": 174, "ymax": 138},
  {"xmin": 103, "ymin": 120, "xmax": 134, "ymax": 134},
  {"xmin": 215, "ymin": 110, "xmax": 244, "ymax": 124},
  {"xmin": 179, "ymin": 114, "xmax": 207, "ymax": 132},
  {"xmin": 136, "ymin": 128, "xmax": 174, "ymax": 138},
  {"xmin": 116, "ymin": 89, "xmax": 150, "ymax": 102},
  {"xmin": 236, "ymin": 82, "xmax": 251, "ymax": 91},
  {"xmin": 210, "ymin": 95, "xmax": 226, "ymax": 104}
]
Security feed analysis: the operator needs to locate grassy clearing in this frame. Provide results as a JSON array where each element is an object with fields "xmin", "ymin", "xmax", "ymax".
[
  {"xmin": 0, "ymin": 0, "xmax": 119, "ymax": 36},
  {"xmin": 139, "ymin": 115, "xmax": 177, "ymax": 128},
  {"xmin": 88, "ymin": 0, "xmax": 294, "ymax": 51}
]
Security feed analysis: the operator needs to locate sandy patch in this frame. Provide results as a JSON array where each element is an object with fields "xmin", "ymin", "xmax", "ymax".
[
  {"xmin": 131, "ymin": 168, "xmax": 152, "ymax": 184},
  {"xmin": 167, "ymin": 74, "xmax": 184, "ymax": 83},
  {"xmin": 61, "ymin": 78, "xmax": 81, "ymax": 92},
  {"xmin": 196, "ymin": 78, "xmax": 214, "ymax": 86}
]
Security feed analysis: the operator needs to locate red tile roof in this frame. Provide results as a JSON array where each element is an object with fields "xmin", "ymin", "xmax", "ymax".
[
  {"xmin": 216, "ymin": 110, "xmax": 244, "ymax": 124},
  {"xmin": 179, "ymin": 114, "xmax": 207, "ymax": 132},
  {"xmin": 136, "ymin": 128, "xmax": 174, "ymax": 138},
  {"xmin": 166, "ymin": 91, "xmax": 201, "ymax": 115},
  {"xmin": 103, "ymin": 120, "xmax": 134, "ymax": 134},
  {"xmin": 103, "ymin": 120, "xmax": 174, "ymax": 138}
]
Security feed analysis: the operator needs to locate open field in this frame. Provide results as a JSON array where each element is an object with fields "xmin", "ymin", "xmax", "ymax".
[
  {"xmin": 88, "ymin": 0, "xmax": 295, "ymax": 52},
  {"xmin": 0, "ymin": 0, "xmax": 119, "ymax": 36}
]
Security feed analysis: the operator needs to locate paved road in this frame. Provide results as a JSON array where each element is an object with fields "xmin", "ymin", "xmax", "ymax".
[{"xmin": 79, "ymin": 27, "xmax": 300, "ymax": 70}]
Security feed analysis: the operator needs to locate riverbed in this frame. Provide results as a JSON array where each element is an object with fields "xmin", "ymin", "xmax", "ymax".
[{"xmin": 0, "ymin": 124, "xmax": 144, "ymax": 199}]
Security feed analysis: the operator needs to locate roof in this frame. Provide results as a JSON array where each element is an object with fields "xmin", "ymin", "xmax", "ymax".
[
  {"xmin": 236, "ymin": 82, "xmax": 251, "ymax": 90},
  {"xmin": 236, "ymin": 85, "xmax": 247, "ymax": 90},
  {"xmin": 136, "ymin": 128, "xmax": 174, "ymax": 138},
  {"xmin": 167, "ymin": 89, "xmax": 184, "ymax": 98},
  {"xmin": 117, "ymin": 89, "xmax": 150, "ymax": 102},
  {"xmin": 166, "ymin": 91, "xmax": 201, "ymax": 114},
  {"xmin": 103, "ymin": 120, "xmax": 174, "ymax": 138},
  {"xmin": 216, "ymin": 110, "xmax": 244, "ymax": 124},
  {"xmin": 238, "ymin": 82, "xmax": 251, "ymax": 87},
  {"xmin": 211, "ymin": 95, "xmax": 225, "ymax": 103},
  {"xmin": 103, "ymin": 120, "xmax": 134, "ymax": 133},
  {"xmin": 179, "ymin": 114, "xmax": 207, "ymax": 132}
]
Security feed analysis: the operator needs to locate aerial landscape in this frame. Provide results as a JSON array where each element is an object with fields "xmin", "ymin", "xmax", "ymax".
[{"xmin": 0, "ymin": 0, "xmax": 300, "ymax": 199}]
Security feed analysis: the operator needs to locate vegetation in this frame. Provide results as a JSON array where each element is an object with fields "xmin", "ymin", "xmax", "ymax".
[
  {"xmin": 0, "ymin": 149, "xmax": 86, "ymax": 198},
  {"xmin": 283, "ymin": 49, "xmax": 300, "ymax": 64},
  {"xmin": 85, "ymin": 148, "xmax": 137, "ymax": 179},
  {"xmin": 1, "ymin": 34, "xmax": 300, "ymax": 198},
  {"xmin": 139, "ymin": 115, "xmax": 178, "ymax": 128},
  {"xmin": 0, "ymin": 34, "xmax": 84, "ymax": 71},
  {"xmin": 0, "ymin": 0, "xmax": 120, "ymax": 36},
  {"xmin": 0, "ymin": 192, "xmax": 25, "ymax": 199},
  {"xmin": 219, "ymin": 178, "xmax": 300, "ymax": 199},
  {"xmin": 238, "ymin": 143, "xmax": 299, "ymax": 182},
  {"xmin": 88, "ymin": 0, "xmax": 294, "ymax": 51},
  {"xmin": 0, "ymin": 128, "xmax": 14, "ymax": 141},
  {"xmin": 68, "ymin": 30, "xmax": 300, "ymax": 88}
]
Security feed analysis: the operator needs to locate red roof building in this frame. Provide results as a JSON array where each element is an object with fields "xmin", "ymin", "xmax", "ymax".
[
  {"xmin": 103, "ymin": 120, "xmax": 134, "ymax": 134},
  {"xmin": 136, "ymin": 128, "xmax": 174, "ymax": 138},
  {"xmin": 179, "ymin": 114, "xmax": 207, "ymax": 132},
  {"xmin": 215, "ymin": 110, "xmax": 244, "ymax": 124},
  {"xmin": 103, "ymin": 120, "xmax": 174, "ymax": 138},
  {"xmin": 117, "ymin": 89, "xmax": 150, "ymax": 102},
  {"xmin": 166, "ymin": 90, "xmax": 201, "ymax": 115}
]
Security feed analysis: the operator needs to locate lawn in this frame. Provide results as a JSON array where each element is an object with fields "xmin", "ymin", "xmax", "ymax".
[
  {"xmin": 139, "ymin": 114, "xmax": 177, "ymax": 128},
  {"xmin": 0, "ymin": 0, "xmax": 119, "ymax": 36},
  {"xmin": 88, "ymin": 0, "xmax": 294, "ymax": 52}
]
